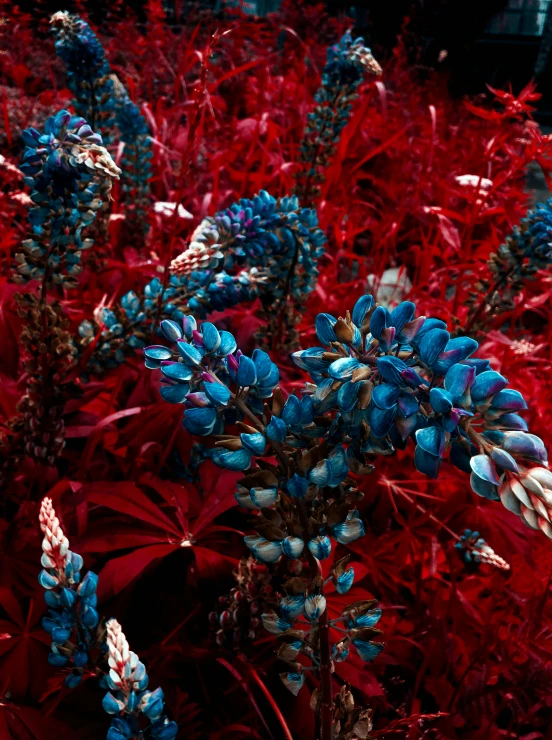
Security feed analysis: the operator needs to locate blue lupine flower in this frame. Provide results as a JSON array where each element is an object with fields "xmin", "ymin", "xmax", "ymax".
[
  {"xmin": 308, "ymin": 535, "xmax": 332, "ymax": 560},
  {"xmin": 295, "ymin": 32, "xmax": 381, "ymax": 202},
  {"xmin": 280, "ymin": 672, "xmax": 305, "ymax": 696},
  {"xmin": 81, "ymin": 270, "xmax": 261, "ymax": 374},
  {"xmin": 353, "ymin": 639, "xmax": 385, "ymax": 662},
  {"xmin": 245, "ymin": 535, "xmax": 283, "ymax": 563},
  {"xmin": 170, "ymin": 191, "xmax": 327, "ymax": 351},
  {"xmin": 280, "ymin": 595, "xmax": 306, "ymax": 621},
  {"xmin": 104, "ymin": 619, "xmax": 177, "ymax": 740},
  {"xmin": 292, "ymin": 294, "xmax": 546, "ymax": 518},
  {"xmin": 17, "ymin": 111, "xmax": 120, "ymax": 288},
  {"xmin": 39, "ymin": 498, "xmax": 98, "ymax": 686},
  {"xmin": 304, "ymin": 593, "xmax": 327, "ymax": 620},
  {"xmin": 333, "ymin": 510, "xmax": 365, "ymax": 544},
  {"xmin": 261, "ymin": 613, "xmax": 292, "ymax": 634},
  {"xmin": 143, "ymin": 317, "xmax": 280, "ymax": 457},
  {"xmin": 51, "ymin": 12, "xmax": 152, "ymax": 238},
  {"xmin": 335, "ymin": 567, "xmax": 355, "ymax": 594}
]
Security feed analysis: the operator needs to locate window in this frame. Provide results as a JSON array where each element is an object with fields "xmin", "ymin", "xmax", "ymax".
[{"xmin": 486, "ymin": 0, "xmax": 551, "ymax": 35}]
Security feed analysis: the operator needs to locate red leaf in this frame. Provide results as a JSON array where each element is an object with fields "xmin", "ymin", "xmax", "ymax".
[{"xmin": 97, "ymin": 543, "xmax": 179, "ymax": 599}]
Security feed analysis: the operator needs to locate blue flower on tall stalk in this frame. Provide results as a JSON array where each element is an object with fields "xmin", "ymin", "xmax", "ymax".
[
  {"xmin": 171, "ymin": 190, "xmax": 326, "ymax": 351},
  {"xmin": 294, "ymin": 32, "xmax": 382, "ymax": 204},
  {"xmin": 50, "ymin": 12, "xmax": 115, "ymax": 135},
  {"xmin": 51, "ymin": 12, "xmax": 152, "ymax": 238},
  {"xmin": 143, "ymin": 291, "xmax": 548, "ymax": 735},
  {"xmin": 38, "ymin": 498, "xmax": 99, "ymax": 687},
  {"xmin": 17, "ymin": 110, "xmax": 120, "ymax": 288},
  {"xmin": 466, "ymin": 197, "xmax": 552, "ymax": 333}
]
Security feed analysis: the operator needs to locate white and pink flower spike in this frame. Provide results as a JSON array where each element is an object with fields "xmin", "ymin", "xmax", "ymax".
[
  {"xmin": 106, "ymin": 618, "xmax": 143, "ymax": 696},
  {"xmin": 39, "ymin": 497, "xmax": 69, "ymax": 575}
]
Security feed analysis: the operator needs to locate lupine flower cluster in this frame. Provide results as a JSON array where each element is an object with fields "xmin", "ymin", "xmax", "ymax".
[
  {"xmin": 50, "ymin": 12, "xmax": 115, "ymax": 134},
  {"xmin": 78, "ymin": 269, "xmax": 259, "ymax": 373},
  {"xmin": 455, "ymin": 529, "xmax": 510, "ymax": 571},
  {"xmin": 294, "ymin": 32, "xmax": 382, "ymax": 204},
  {"xmin": 103, "ymin": 619, "xmax": 178, "ymax": 740},
  {"xmin": 171, "ymin": 189, "xmax": 327, "ymax": 350},
  {"xmin": 51, "ymin": 12, "xmax": 152, "ymax": 237},
  {"xmin": 466, "ymin": 197, "xmax": 552, "ymax": 333},
  {"xmin": 38, "ymin": 499, "xmax": 178, "ymax": 739},
  {"xmin": 111, "ymin": 75, "xmax": 153, "ymax": 237},
  {"xmin": 17, "ymin": 110, "xmax": 120, "ymax": 288},
  {"xmin": 293, "ymin": 295, "xmax": 550, "ymax": 537},
  {"xmin": 142, "ymin": 307, "xmax": 381, "ymax": 717},
  {"xmin": 0, "ymin": 112, "xmax": 119, "ymax": 482},
  {"xmin": 144, "ymin": 291, "xmax": 549, "ymax": 730},
  {"xmin": 38, "ymin": 498, "xmax": 100, "ymax": 688}
]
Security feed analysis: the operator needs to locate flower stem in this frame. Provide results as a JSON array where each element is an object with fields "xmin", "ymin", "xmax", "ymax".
[{"xmin": 295, "ymin": 499, "xmax": 333, "ymax": 740}]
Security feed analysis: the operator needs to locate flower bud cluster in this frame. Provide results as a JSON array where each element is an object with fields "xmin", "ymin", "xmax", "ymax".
[
  {"xmin": 38, "ymin": 498, "xmax": 100, "ymax": 688},
  {"xmin": 17, "ymin": 110, "xmax": 120, "ymax": 288},
  {"xmin": 294, "ymin": 32, "xmax": 382, "ymax": 203},
  {"xmin": 455, "ymin": 529, "xmax": 510, "ymax": 570},
  {"xmin": 145, "ymin": 292, "xmax": 548, "ymax": 703},
  {"xmin": 208, "ymin": 556, "xmax": 279, "ymax": 649},
  {"xmin": 37, "ymin": 501, "xmax": 178, "ymax": 737}
]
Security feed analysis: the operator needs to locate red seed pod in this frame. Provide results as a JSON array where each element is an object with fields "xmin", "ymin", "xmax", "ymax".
[
  {"xmin": 220, "ymin": 610, "xmax": 233, "ymax": 629},
  {"xmin": 215, "ymin": 630, "xmax": 226, "ymax": 648},
  {"xmin": 218, "ymin": 596, "xmax": 229, "ymax": 607},
  {"xmin": 250, "ymin": 601, "xmax": 260, "ymax": 615},
  {"xmin": 246, "ymin": 583, "xmax": 258, "ymax": 597}
]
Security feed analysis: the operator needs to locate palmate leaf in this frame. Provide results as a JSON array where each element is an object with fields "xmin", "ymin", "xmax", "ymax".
[
  {"xmin": 0, "ymin": 587, "xmax": 51, "ymax": 700},
  {"xmin": 80, "ymin": 468, "xmax": 241, "ymax": 597}
]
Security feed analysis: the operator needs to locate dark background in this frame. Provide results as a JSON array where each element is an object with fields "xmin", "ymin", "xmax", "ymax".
[{"xmin": 18, "ymin": 0, "xmax": 552, "ymax": 116}]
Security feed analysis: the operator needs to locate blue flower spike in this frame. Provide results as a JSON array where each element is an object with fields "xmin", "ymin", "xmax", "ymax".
[
  {"xmin": 104, "ymin": 619, "xmax": 177, "ymax": 740},
  {"xmin": 39, "ymin": 498, "xmax": 98, "ymax": 687}
]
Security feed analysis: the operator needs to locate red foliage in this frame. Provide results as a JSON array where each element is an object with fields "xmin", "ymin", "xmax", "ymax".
[{"xmin": 0, "ymin": 2, "xmax": 552, "ymax": 737}]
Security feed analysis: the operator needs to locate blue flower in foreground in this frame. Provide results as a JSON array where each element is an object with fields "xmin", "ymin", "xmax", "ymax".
[
  {"xmin": 104, "ymin": 619, "xmax": 177, "ymax": 740},
  {"xmin": 39, "ymin": 498, "xmax": 98, "ymax": 685}
]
